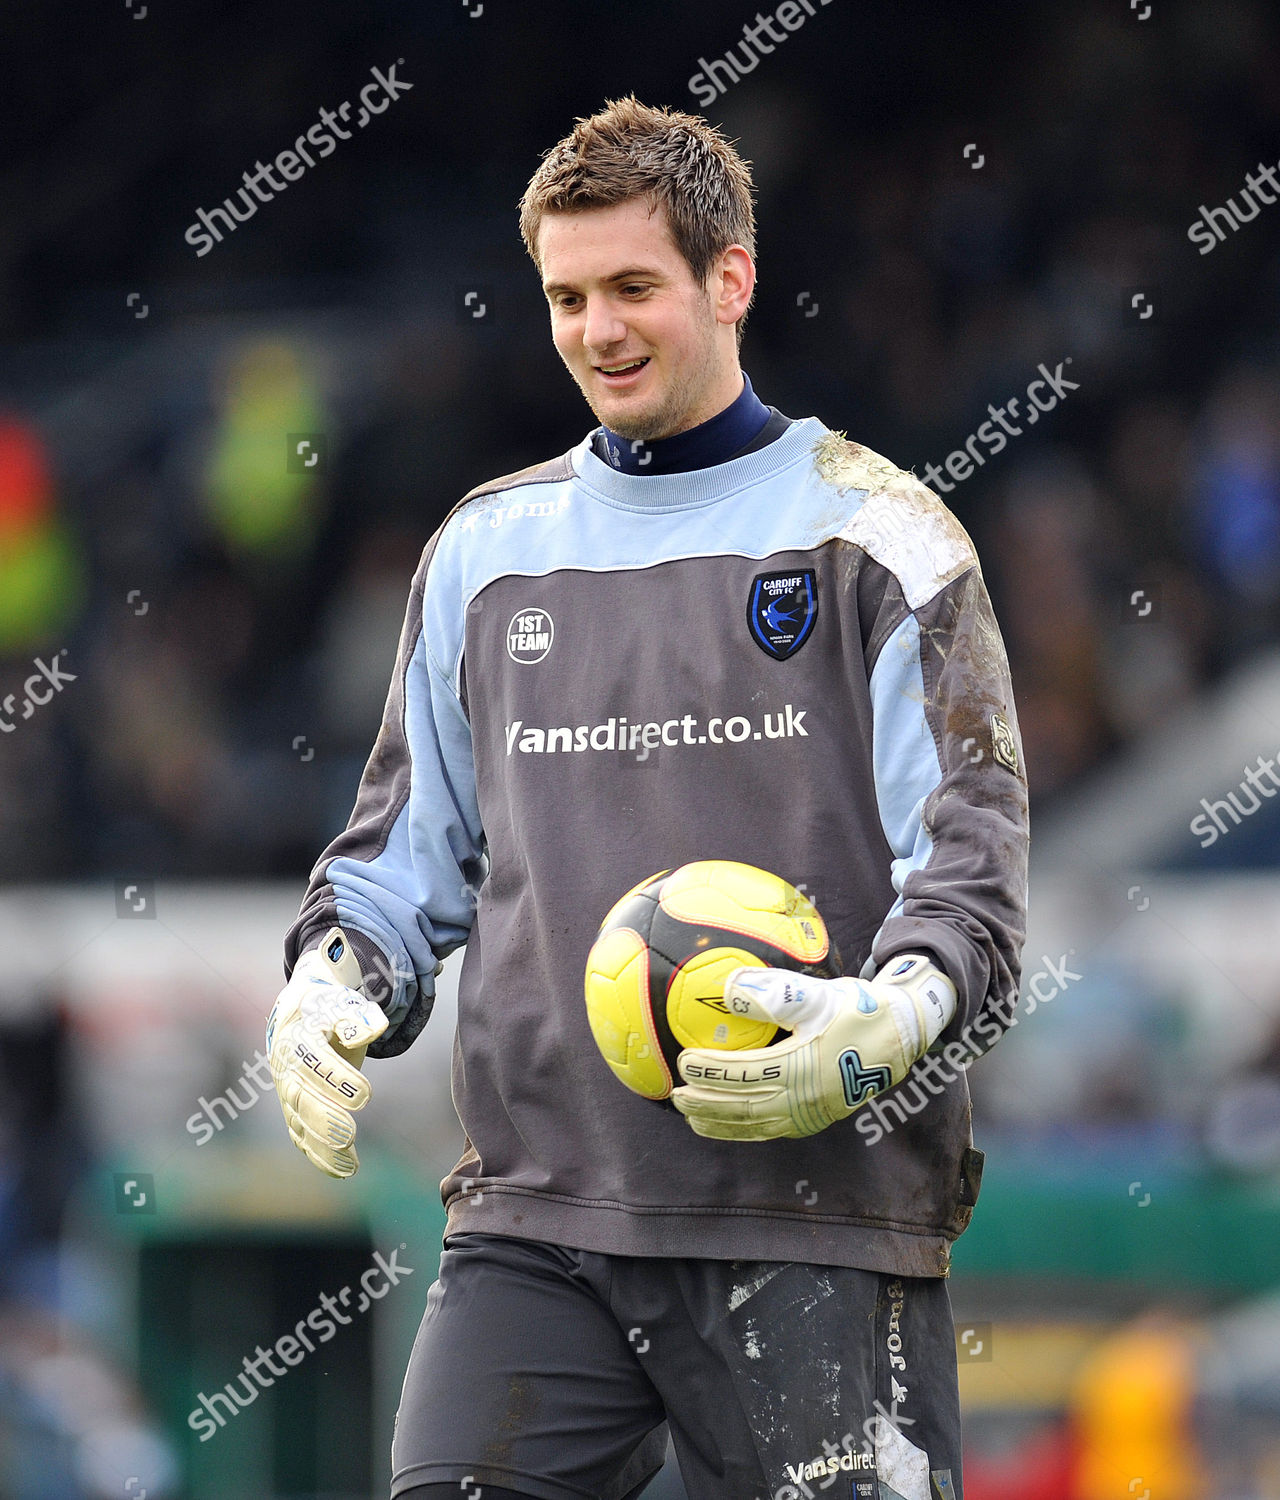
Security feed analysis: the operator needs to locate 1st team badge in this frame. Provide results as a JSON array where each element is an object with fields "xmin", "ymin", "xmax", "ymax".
[
  {"xmin": 507, "ymin": 608, "xmax": 554, "ymax": 664},
  {"xmin": 748, "ymin": 570, "xmax": 818, "ymax": 661}
]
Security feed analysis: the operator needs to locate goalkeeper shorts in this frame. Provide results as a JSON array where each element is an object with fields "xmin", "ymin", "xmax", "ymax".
[{"xmin": 390, "ymin": 1230, "xmax": 962, "ymax": 1500}]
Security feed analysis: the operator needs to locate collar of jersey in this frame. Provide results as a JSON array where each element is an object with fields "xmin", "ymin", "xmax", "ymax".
[{"xmin": 572, "ymin": 415, "xmax": 826, "ymax": 512}]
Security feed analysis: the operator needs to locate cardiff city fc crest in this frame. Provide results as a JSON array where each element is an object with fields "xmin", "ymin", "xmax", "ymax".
[{"xmin": 748, "ymin": 570, "xmax": 818, "ymax": 661}]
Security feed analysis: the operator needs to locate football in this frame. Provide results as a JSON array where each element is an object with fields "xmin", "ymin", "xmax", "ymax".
[{"xmin": 583, "ymin": 860, "xmax": 842, "ymax": 1101}]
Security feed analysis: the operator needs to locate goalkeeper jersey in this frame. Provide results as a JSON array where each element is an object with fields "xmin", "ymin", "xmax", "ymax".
[{"xmin": 284, "ymin": 415, "xmax": 1029, "ymax": 1277}]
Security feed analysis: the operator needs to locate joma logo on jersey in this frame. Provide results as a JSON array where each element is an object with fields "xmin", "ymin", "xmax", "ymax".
[
  {"xmin": 460, "ymin": 495, "xmax": 570, "ymax": 532},
  {"xmin": 507, "ymin": 609, "xmax": 554, "ymax": 664},
  {"xmin": 748, "ymin": 569, "xmax": 818, "ymax": 661}
]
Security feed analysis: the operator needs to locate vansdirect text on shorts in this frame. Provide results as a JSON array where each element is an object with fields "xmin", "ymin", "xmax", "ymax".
[{"xmin": 504, "ymin": 704, "xmax": 810, "ymax": 757}]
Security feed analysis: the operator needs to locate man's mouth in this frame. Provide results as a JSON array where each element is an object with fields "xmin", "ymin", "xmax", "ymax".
[{"xmin": 596, "ymin": 357, "xmax": 650, "ymax": 386}]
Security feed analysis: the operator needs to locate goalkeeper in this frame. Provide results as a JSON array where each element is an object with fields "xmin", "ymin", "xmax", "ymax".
[{"xmin": 270, "ymin": 94, "xmax": 1028, "ymax": 1500}]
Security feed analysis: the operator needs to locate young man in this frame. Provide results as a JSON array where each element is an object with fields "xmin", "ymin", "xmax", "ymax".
[{"xmin": 269, "ymin": 96, "xmax": 1029, "ymax": 1500}]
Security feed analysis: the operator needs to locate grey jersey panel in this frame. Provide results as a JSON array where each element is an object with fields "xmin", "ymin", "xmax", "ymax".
[{"xmin": 445, "ymin": 545, "xmax": 1011, "ymax": 1274}]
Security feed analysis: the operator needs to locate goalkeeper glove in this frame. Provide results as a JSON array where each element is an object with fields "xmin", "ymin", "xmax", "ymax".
[
  {"xmin": 670, "ymin": 954, "xmax": 956, "ymax": 1141},
  {"xmin": 267, "ymin": 927, "xmax": 388, "ymax": 1178}
]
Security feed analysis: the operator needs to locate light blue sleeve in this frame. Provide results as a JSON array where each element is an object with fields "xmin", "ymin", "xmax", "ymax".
[{"xmin": 283, "ymin": 530, "xmax": 486, "ymax": 1053}]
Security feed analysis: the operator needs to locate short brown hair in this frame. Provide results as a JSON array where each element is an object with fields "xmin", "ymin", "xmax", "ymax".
[{"xmin": 519, "ymin": 94, "xmax": 757, "ymax": 345}]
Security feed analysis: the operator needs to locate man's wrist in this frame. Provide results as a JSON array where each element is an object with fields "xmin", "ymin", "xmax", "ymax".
[{"xmin": 877, "ymin": 954, "xmax": 957, "ymax": 1055}]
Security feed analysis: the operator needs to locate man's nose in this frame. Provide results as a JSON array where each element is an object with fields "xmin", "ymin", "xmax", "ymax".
[{"xmin": 582, "ymin": 296, "xmax": 628, "ymax": 355}]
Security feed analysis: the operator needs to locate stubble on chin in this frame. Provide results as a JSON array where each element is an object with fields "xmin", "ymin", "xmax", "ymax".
[
  {"xmin": 579, "ymin": 382, "xmax": 671, "ymax": 442},
  {"xmin": 593, "ymin": 379, "xmax": 699, "ymax": 443},
  {"xmin": 598, "ymin": 408, "xmax": 664, "ymax": 442}
]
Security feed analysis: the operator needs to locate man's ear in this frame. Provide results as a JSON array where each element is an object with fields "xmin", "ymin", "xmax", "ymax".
[{"xmin": 714, "ymin": 244, "xmax": 755, "ymax": 326}]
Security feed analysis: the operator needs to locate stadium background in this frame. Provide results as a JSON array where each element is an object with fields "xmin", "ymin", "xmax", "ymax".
[{"xmin": 2, "ymin": 0, "xmax": 1279, "ymax": 1493}]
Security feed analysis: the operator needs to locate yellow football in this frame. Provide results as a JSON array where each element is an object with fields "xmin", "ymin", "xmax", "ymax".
[{"xmin": 583, "ymin": 860, "xmax": 841, "ymax": 1101}]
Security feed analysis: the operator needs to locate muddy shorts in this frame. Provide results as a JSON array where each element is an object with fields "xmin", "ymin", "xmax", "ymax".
[{"xmin": 391, "ymin": 1231, "xmax": 962, "ymax": 1500}]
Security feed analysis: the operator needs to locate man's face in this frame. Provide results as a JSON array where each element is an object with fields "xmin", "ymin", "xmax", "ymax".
[{"xmin": 538, "ymin": 198, "xmax": 751, "ymax": 442}]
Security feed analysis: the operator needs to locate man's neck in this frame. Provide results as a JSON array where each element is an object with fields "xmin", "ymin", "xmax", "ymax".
[{"xmin": 595, "ymin": 371, "xmax": 772, "ymax": 476}]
